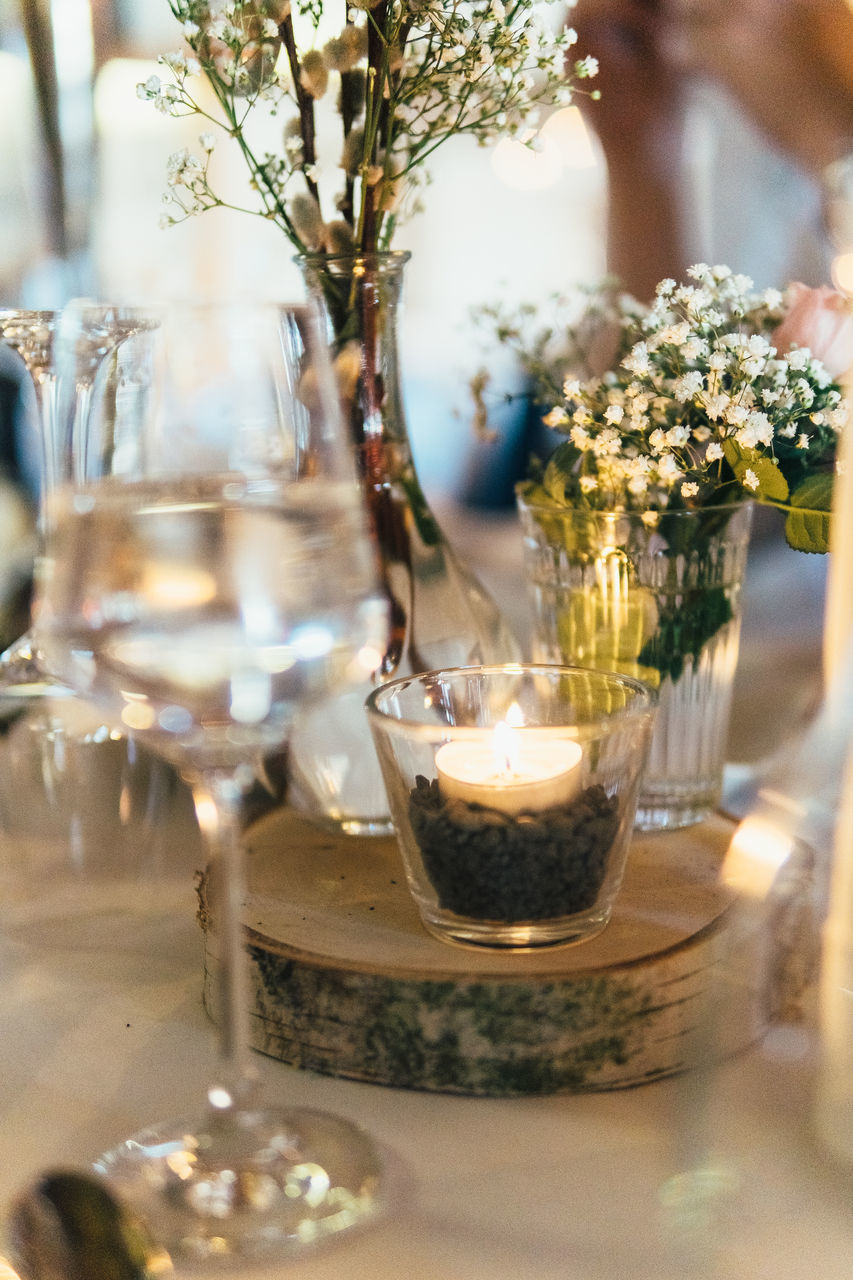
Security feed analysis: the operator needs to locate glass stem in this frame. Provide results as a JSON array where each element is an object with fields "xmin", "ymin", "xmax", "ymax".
[
  {"xmin": 0, "ymin": 370, "xmax": 56, "ymax": 686},
  {"xmin": 34, "ymin": 369, "xmax": 59, "ymax": 513},
  {"xmin": 193, "ymin": 767, "xmax": 259, "ymax": 1111}
]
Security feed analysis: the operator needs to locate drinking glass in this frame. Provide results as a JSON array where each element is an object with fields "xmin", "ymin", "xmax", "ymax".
[
  {"xmin": 0, "ymin": 308, "xmax": 189, "ymax": 917},
  {"xmin": 0, "ymin": 309, "xmax": 60, "ymax": 694},
  {"xmin": 35, "ymin": 299, "xmax": 388, "ymax": 1264},
  {"xmin": 0, "ymin": 306, "xmax": 155, "ymax": 698}
]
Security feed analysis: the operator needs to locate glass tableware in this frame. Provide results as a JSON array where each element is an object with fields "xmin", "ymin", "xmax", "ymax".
[
  {"xmin": 518, "ymin": 496, "xmax": 753, "ymax": 831},
  {"xmin": 35, "ymin": 298, "xmax": 388, "ymax": 1264},
  {"xmin": 0, "ymin": 306, "xmax": 156, "ymax": 699},
  {"xmin": 0, "ymin": 309, "xmax": 61, "ymax": 696},
  {"xmin": 0, "ymin": 308, "xmax": 188, "ymax": 925},
  {"xmin": 367, "ymin": 663, "xmax": 655, "ymax": 948}
]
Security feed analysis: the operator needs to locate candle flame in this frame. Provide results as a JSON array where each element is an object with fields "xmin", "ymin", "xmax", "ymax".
[{"xmin": 492, "ymin": 719, "xmax": 521, "ymax": 776}]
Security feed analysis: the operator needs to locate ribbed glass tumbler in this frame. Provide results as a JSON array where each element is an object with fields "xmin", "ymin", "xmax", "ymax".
[{"xmin": 518, "ymin": 498, "xmax": 753, "ymax": 831}]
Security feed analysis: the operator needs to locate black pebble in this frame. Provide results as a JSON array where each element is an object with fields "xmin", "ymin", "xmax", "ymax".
[{"xmin": 408, "ymin": 777, "xmax": 620, "ymax": 922}]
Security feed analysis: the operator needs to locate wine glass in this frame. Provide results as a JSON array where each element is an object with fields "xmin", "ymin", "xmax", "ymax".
[
  {"xmin": 35, "ymin": 298, "xmax": 388, "ymax": 1265},
  {"xmin": 0, "ymin": 306, "xmax": 155, "ymax": 698},
  {"xmin": 0, "ymin": 309, "xmax": 62, "ymax": 695},
  {"xmin": 0, "ymin": 308, "xmax": 187, "ymax": 915}
]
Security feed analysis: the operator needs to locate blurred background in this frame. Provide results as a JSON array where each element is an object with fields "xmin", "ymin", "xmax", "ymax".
[
  {"xmin": 0, "ymin": 0, "xmax": 850, "ymax": 755},
  {"xmin": 0, "ymin": 0, "xmax": 851, "ymax": 491}
]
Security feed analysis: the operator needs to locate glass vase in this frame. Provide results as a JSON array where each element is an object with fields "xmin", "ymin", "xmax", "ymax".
[
  {"xmin": 517, "ymin": 496, "xmax": 754, "ymax": 831},
  {"xmin": 289, "ymin": 251, "xmax": 520, "ymax": 835}
]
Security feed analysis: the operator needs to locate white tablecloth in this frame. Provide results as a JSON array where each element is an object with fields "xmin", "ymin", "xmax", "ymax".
[
  {"xmin": 0, "ymin": 863, "xmax": 851, "ymax": 1280},
  {"xmin": 0, "ymin": 505, "xmax": 848, "ymax": 1278}
]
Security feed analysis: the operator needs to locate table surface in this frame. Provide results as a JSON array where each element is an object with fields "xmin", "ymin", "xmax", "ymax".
[
  {"xmin": 0, "ymin": 503, "xmax": 850, "ymax": 1279},
  {"xmin": 0, "ymin": 870, "xmax": 851, "ymax": 1280}
]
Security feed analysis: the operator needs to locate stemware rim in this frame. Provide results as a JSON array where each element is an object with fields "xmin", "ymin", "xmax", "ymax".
[
  {"xmin": 0, "ymin": 308, "xmax": 56, "ymax": 319},
  {"xmin": 296, "ymin": 249, "xmax": 412, "ymax": 268},
  {"xmin": 365, "ymin": 661, "xmax": 657, "ymax": 734},
  {"xmin": 516, "ymin": 493, "xmax": 754, "ymax": 520},
  {"xmin": 60, "ymin": 296, "xmax": 318, "ymax": 314}
]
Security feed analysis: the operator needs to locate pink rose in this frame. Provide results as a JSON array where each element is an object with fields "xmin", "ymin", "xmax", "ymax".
[{"xmin": 773, "ymin": 282, "xmax": 853, "ymax": 380}]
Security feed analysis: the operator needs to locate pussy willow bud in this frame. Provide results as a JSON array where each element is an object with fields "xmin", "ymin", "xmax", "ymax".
[
  {"xmin": 323, "ymin": 28, "xmax": 364, "ymax": 73},
  {"xmin": 339, "ymin": 68, "xmax": 367, "ymax": 122},
  {"xmin": 323, "ymin": 220, "xmax": 356, "ymax": 254},
  {"xmin": 340, "ymin": 129, "xmax": 365, "ymax": 176},
  {"xmin": 334, "ymin": 342, "xmax": 363, "ymax": 403},
  {"xmin": 290, "ymin": 192, "xmax": 325, "ymax": 248},
  {"xmin": 283, "ymin": 116, "xmax": 304, "ymax": 162},
  {"xmin": 300, "ymin": 49, "xmax": 328, "ymax": 98}
]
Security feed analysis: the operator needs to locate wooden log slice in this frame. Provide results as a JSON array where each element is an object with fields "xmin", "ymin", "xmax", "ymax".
[{"xmin": 201, "ymin": 808, "xmax": 765, "ymax": 1096}]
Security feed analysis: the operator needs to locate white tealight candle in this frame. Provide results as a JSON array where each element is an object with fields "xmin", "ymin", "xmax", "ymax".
[{"xmin": 434, "ymin": 721, "xmax": 583, "ymax": 817}]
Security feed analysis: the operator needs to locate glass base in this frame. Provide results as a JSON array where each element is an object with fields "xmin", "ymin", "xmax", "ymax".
[
  {"xmin": 419, "ymin": 904, "xmax": 612, "ymax": 950},
  {"xmin": 338, "ymin": 816, "xmax": 396, "ymax": 837},
  {"xmin": 308, "ymin": 812, "xmax": 396, "ymax": 838},
  {"xmin": 633, "ymin": 784, "xmax": 720, "ymax": 833},
  {"xmin": 0, "ymin": 630, "xmax": 73, "ymax": 698},
  {"xmin": 93, "ymin": 1105, "xmax": 383, "ymax": 1266},
  {"xmin": 287, "ymin": 687, "xmax": 393, "ymax": 838}
]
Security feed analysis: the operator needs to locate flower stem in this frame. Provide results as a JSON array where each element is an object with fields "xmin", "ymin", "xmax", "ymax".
[{"xmin": 279, "ymin": 14, "xmax": 321, "ymax": 209}]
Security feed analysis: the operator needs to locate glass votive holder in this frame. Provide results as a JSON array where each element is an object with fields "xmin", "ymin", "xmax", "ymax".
[{"xmin": 366, "ymin": 663, "xmax": 656, "ymax": 949}]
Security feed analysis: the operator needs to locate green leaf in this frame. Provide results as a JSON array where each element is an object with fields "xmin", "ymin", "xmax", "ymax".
[
  {"xmin": 637, "ymin": 586, "xmax": 734, "ymax": 683},
  {"xmin": 722, "ymin": 440, "xmax": 789, "ymax": 502},
  {"xmin": 542, "ymin": 442, "xmax": 579, "ymax": 506},
  {"xmin": 784, "ymin": 472, "xmax": 833, "ymax": 554}
]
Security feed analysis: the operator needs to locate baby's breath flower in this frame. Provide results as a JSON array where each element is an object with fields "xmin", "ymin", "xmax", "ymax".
[
  {"xmin": 142, "ymin": 73, "xmax": 161, "ymax": 95},
  {"xmin": 672, "ymin": 371, "xmax": 704, "ymax": 401},
  {"xmin": 666, "ymin": 425, "xmax": 690, "ymax": 447},
  {"xmin": 574, "ymin": 55, "xmax": 598, "ymax": 77},
  {"xmin": 726, "ymin": 403, "xmax": 749, "ymax": 428},
  {"xmin": 543, "ymin": 406, "xmax": 568, "ymax": 428},
  {"xmin": 503, "ymin": 266, "xmax": 847, "ymax": 529},
  {"xmin": 623, "ymin": 342, "xmax": 650, "ymax": 376},
  {"xmin": 147, "ymin": 0, "xmax": 599, "ymax": 253},
  {"xmin": 657, "ymin": 453, "xmax": 682, "ymax": 485}
]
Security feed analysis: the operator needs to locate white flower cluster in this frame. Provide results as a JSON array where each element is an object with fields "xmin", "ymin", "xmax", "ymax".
[
  {"xmin": 139, "ymin": 0, "xmax": 598, "ymax": 250},
  {"xmin": 536, "ymin": 265, "xmax": 848, "ymax": 513}
]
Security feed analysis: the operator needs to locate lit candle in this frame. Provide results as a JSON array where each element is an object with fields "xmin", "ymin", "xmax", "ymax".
[{"xmin": 434, "ymin": 717, "xmax": 583, "ymax": 817}]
